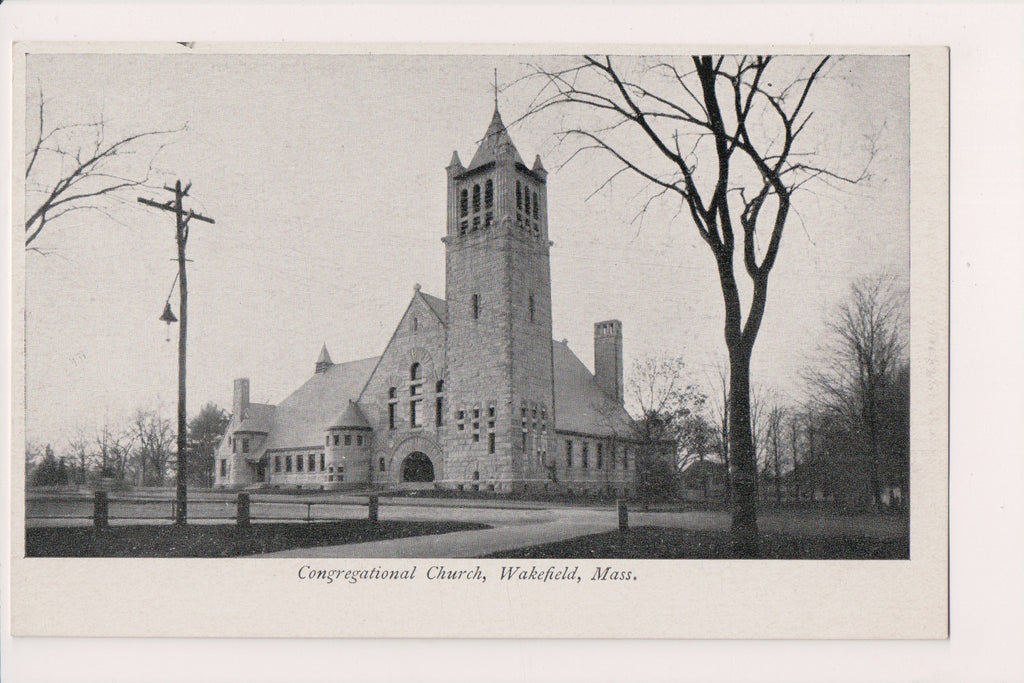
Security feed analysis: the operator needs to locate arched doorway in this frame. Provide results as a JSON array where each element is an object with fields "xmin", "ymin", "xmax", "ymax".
[{"xmin": 401, "ymin": 452, "xmax": 435, "ymax": 482}]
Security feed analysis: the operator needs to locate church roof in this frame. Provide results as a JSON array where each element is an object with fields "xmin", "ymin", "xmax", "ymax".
[
  {"xmin": 552, "ymin": 340, "xmax": 636, "ymax": 438},
  {"xmin": 418, "ymin": 291, "xmax": 448, "ymax": 325},
  {"xmin": 235, "ymin": 402, "xmax": 276, "ymax": 434},
  {"xmin": 262, "ymin": 356, "xmax": 379, "ymax": 450},
  {"xmin": 316, "ymin": 344, "xmax": 333, "ymax": 365},
  {"xmin": 467, "ymin": 107, "xmax": 526, "ymax": 172},
  {"xmin": 329, "ymin": 400, "xmax": 371, "ymax": 430}
]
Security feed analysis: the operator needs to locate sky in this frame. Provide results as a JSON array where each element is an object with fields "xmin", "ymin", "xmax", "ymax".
[{"xmin": 21, "ymin": 51, "xmax": 909, "ymax": 448}]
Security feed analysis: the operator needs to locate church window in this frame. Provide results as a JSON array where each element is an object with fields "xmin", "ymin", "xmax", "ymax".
[
  {"xmin": 411, "ymin": 363, "xmax": 421, "ymax": 381},
  {"xmin": 326, "ymin": 435, "xmax": 330, "ymax": 446},
  {"xmin": 379, "ymin": 457, "xmax": 386, "ymax": 473},
  {"xmin": 275, "ymin": 456, "xmax": 281, "ymax": 473},
  {"xmin": 389, "ymin": 387, "xmax": 396, "ymax": 399},
  {"xmin": 320, "ymin": 453, "xmax": 325, "ymax": 471},
  {"xmin": 220, "ymin": 460, "xmax": 227, "ymax": 476},
  {"xmin": 457, "ymin": 409, "xmax": 465, "ymax": 431},
  {"xmin": 471, "ymin": 294, "xmax": 479, "ymax": 320},
  {"xmin": 472, "ymin": 215, "xmax": 480, "ymax": 231},
  {"xmin": 460, "ymin": 189, "xmax": 468, "ymax": 217},
  {"xmin": 597, "ymin": 443, "xmax": 603, "ymax": 470},
  {"xmin": 309, "ymin": 453, "xmax": 316, "ymax": 471},
  {"xmin": 540, "ymin": 407, "xmax": 546, "ymax": 433},
  {"xmin": 516, "ymin": 181, "xmax": 522, "ymax": 209},
  {"xmin": 357, "ymin": 435, "xmax": 363, "ymax": 446},
  {"xmin": 566, "ymin": 440, "xmax": 573, "ymax": 468},
  {"xmin": 460, "ymin": 221, "xmax": 468, "ymax": 237},
  {"xmin": 388, "ymin": 403, "xmax": 396, "ymax": 430},
  {"xmin": 333, "ymin": 434, "xmax": 339, "ymax": 446},
  {"xmin": 610, "ymin": 448, "xmax": 617, "ymax": 470},
  {"xmin": 436, "ymin": 380, "xmax": 444, "ymax": 393},
  {"xmin": 488, "ymin": 405, "xmax": 495, "ymax": 419},
  {"xmin": 524, "ymin": 187, "xmax": 531, "ymax": 216},
  {"xmin": 485, "ymin": 212, "xmax": 492, "ymax": 228},
  {"xmin": 472, "ymin": 184, "xmax": 481, "ymax": 213},
  {"xmin": 232, "ymin": 437, "xmax": 237, "ymax": 453},
  {"xmin": 411, "ymin": 383, "xmax": 421, "ymax": 396},
  {"xmin": 485, "ymin": 179, "xmax": 493, "ymax": 208},
  {"xmin": 521, "ymin": 406, "xmax": 527, "ymax": 431},
  {"xmin": 582, "ymin": 444, "xmax": 589, "ymax": 469},
  {"xmin": 528, "ymin": 294, "xmax": 535, "ymax": 322},
  {"xmin": 412, "ymin": 316, "xmax": 418, "ymax": 331},
  {"xmin": 436, "ymin": 397, "xmax": 444, "ymax": 426},
  {"xmin": 344, "ymin": 434, "xmax": 351, "ymax": 446},
  {"xmin": 532, "ymin": 191, "xmax": 539, "ymax": 219},
  {"xmin": 488, "ymin": 432, "xmax": 495, "ymax": 454},
  {"xmin": 297, "ymin": 455, "xmax": 304, "ymax": 472},
  {"xmin": 411, "ymin": 400, "xmax": 421, "ymax": 428},
  {"xmin": 285, "ymin": 455, "xmax": 292, "ymax": 472},
  {"xmin": 242, "ymin": 437, "xmax": 250, "ymax": 453},
  {"xmin": 473, "ymin": 470, "xmax": 480, "ymax": 481}
]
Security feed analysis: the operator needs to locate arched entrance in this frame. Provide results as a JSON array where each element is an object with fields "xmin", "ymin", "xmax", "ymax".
[{"xmin": 401, "ymin": 452, "xmax": 435, "ymax": 482}]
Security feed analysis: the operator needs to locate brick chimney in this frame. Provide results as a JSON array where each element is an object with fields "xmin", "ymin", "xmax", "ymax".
[{"xmin": 594, "ymin": 320, "xmax": 623, "ymax": 403}]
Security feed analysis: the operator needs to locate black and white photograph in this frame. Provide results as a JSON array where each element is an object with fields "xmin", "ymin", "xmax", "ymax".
[{"xmin": 20, "ymin": 50, "xmax": 915, "ymax": 562}]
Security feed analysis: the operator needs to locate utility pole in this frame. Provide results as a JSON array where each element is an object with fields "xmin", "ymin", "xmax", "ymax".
[{"xmin": 138, "ymin": 180, "xmax": 214, "ymax": 525}]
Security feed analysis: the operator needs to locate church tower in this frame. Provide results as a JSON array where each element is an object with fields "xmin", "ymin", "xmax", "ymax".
[{"xmin": 443, "ymin": 105, "xmax": 555, "ymax": 492}]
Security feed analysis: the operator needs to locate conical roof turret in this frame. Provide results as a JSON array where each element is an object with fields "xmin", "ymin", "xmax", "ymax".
[
  {"xmin": 329, "ymin": 400, "xmax": 371, "ymax": 430},
  {"xmin": 315, "ymin": 344, "xmax": 333, "ymax": 373}
]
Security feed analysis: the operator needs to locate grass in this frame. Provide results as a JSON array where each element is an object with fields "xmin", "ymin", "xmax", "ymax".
[
  {"xmin": 484, "ymin": 526, "xmax": 909, "ymax": 560},
  {"xmin": 26, "ymin": 520, "xmax": 488, "ymax": 558}
]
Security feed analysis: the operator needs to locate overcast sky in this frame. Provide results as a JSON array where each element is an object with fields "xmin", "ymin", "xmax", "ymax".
[{"xmin": 22, "ymin": 51, "xmax": 908, "ymax": 447}]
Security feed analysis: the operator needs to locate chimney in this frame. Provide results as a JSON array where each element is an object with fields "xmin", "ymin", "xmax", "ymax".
[
  {"xmin": 594, "ymin": 320, "xmax": 623, "ymax": 403},
  {"xmin": 233, "ymin": 378, "xmax": 250, "ymax": 420}
]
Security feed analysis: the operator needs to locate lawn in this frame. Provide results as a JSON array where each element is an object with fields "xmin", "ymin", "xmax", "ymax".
[
  {"xmin": 484, "ymin": 526, "xmax": 909, "ymax": 560},
  {"xmin": 26, "ymin": 520, "xmax": 488, "ymax": 558}
]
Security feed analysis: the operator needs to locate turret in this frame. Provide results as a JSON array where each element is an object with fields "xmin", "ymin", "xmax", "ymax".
[
  {"xmin": 233, "ymin": 378, "xmax": 250, "ymax": 419},
  {"xmin": 315, "ymin": 344, "xmax": 333, "ymax": 374}
]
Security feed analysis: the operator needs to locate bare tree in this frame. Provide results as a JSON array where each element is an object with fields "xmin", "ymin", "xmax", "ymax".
[
  {"xmin": 24, "ymin": 88, "xmax": 181, "ymax": 252},
  {"xmin": 131, "ymin": 408, "xmax": 176, "ymax": 487},
  {"xmin": 807, "ymin": 273, "xmax": 908, "ymax": 508},
  {"xmin": 524, "ymin": 55, "xmax": 869, "ymax": 553}
]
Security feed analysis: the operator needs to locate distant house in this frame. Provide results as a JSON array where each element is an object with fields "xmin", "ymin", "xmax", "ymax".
[
  {"xmin": 214, "ymin": 104, "xmax": 640, "ymax": 496},
  {"xmin": 680, "ymin": 459, "xmax": 729, "ymax": 502}
]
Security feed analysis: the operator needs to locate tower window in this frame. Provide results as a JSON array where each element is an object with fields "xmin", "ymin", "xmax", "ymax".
[
  {"xmin": 344, "ymin": 434, "xmax": 351, "ymax": 446},
  {"xmin": 297, "ymin": 455, "xmax": 304, "ymax": 472},
  {"xmin": 333, "ymin": 434, "xmax": 339, "ymax": 446},
  {"xmin": 516, "ymin": 181, "xmax": 522, "ymax": 210},
  {"xmin": 242, "ymin": 437, "xmax": 249, "ymax": 453},
  {"xmin": 582, "ymin": 444, "xmax": 589, "ymax": 469},
  {"xmin": 436, "ymin": 380, "xmax": 444, "ymax": 393},
  {"xmin": 436, "ymin": 397, "xmax": 444, "ymax": 426},
  {"xmin": 412, "ymin": 316, "xmax": 418, "ymax": 331},
  {"xmin": 566, "ymin": 440, "xmax": 573, "ymax": 468},
  {"xmin": 388, "ymin": 404, "xmax": 396, "ymax": 430},
  {"xmin": 320, "ymin": 453, "xmax": 325, "ymax": 471},
  {"xmin": 488, "ymin": 432, "xmax": 495, "ymax": 454},
  {"xmin": 411, "ymin": 400, "xmax": 421, "ymax": 428},
  {"xmin": 379, "ymin": 457, "xmax": 386, "ymax": 473},
  {"xmin": 472, "ymin": 184, "xmax": 481, "ymax": 213},
  {"xmin": 389, "ymin": 387, "xmax": 397, "ymax": 399},
  {"xmin": 484, "ymin": 179, "xmax": 493, "ymax": 208},
  {"xmin": 524, "ymin": 187, "xmax": 531, "ymax": 216},
  {"xmin": 471, "ymin": 294, "xmax": 479, "ymax": 320},
  {"xmin": 357, "ymin": 435, "xmax": 363, "ymax": 446},
  {"xmin": 275, "ymin": 456, "xmax": 281, "ymax": 473},
  {"xmin": 285, "ymin": 455, "xmax": 292, "ymax": 472},
  {"xmin": 532, "ymin": 191, "xmax": 539, "ymax": 219},
  {"xmin": 411, "ymin": 363, "xmax": 421, "ymax": 381},
  {"xmin": 460, "ymin": 189, "xmax": 468, "ymax": 217},
  {"xmin": 528, "ymin": 294, "xmax": 535, "ymax": 322}
]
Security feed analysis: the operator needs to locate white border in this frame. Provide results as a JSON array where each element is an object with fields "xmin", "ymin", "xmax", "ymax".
[{"xmin": 0, "ymin": 2, "xmax": 1014, "ymax": 682}]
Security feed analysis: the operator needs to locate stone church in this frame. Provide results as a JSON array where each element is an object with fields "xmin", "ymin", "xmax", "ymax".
[{"xmin": 214, "ymin": 105, "xmax": 638, "ymax": 495}]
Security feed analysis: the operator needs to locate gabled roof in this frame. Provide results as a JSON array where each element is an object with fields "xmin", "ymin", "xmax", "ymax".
[
  {"xmin": 418, "ymin": 291, "xmax": 448, "ymax": 325},
  {"xmin": 262, "ymin": 356, "xmax": 379, "ymax": 450},
  {"xmin": 330, "ymin": 400, "xmax": 371, "ymax": 430},
  {"xmin": 235, "ymin": 402, "xmax": 275, "ymax": 434},
  {"xmin": 467, "ymin": 107, "xmax": 526, "ymax": 172},
  {"xmin": 552, "ymin": 340, "xmax": 635, "ymax": 438}
]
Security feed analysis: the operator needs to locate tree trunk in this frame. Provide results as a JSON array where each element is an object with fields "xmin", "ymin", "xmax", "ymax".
[{"xmin": 727, "ymin": 346, "xmax": 759, "ymax": 555}]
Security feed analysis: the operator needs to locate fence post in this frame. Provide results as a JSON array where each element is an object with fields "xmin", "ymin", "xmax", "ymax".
[
  {"xmin": 368, "ymin": 495, "xmax": 379, "ymax": 523},
  {"xmin": 237, "ymin": 493, "xmax": 250, "ymax": 528},
  {"xmin": 617, "ymin": 498, "xmax": 628, "ymax": 531},
  {"xmin": 93, "ymin": 491, "xmax": 108, "ymax": 529}
]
